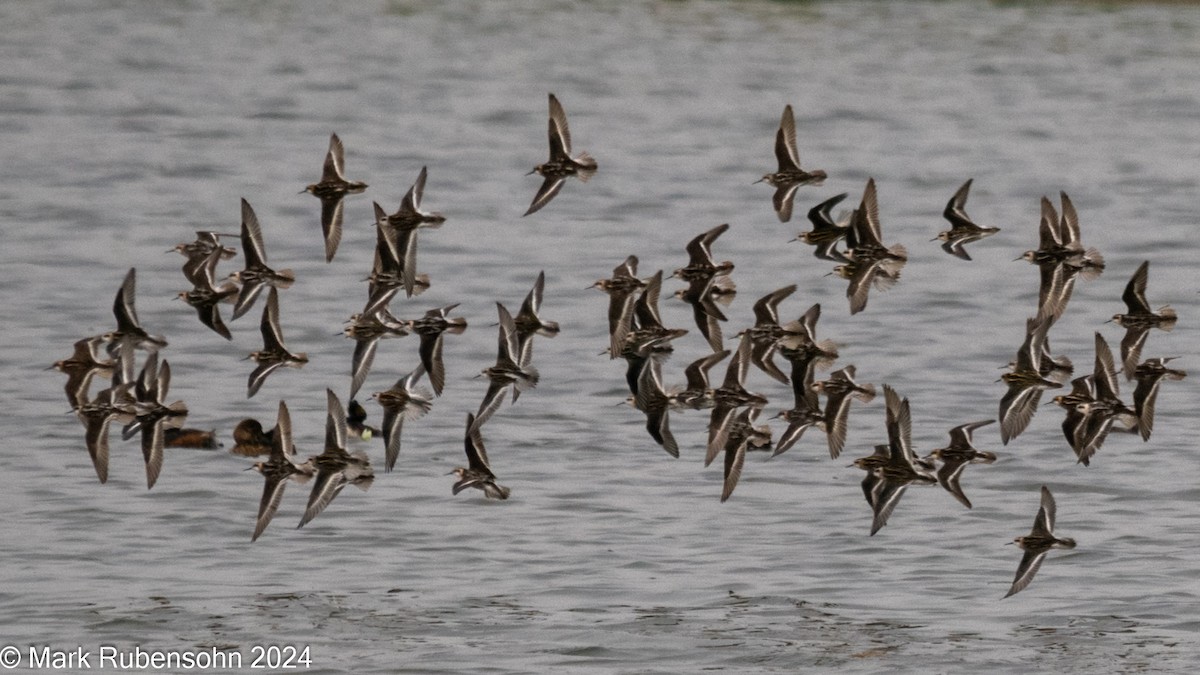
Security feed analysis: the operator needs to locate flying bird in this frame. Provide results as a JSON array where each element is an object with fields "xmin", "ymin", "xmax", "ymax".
[{"xmin": 524, "ymin": 93, "xmax": 597, "ymax": 216}]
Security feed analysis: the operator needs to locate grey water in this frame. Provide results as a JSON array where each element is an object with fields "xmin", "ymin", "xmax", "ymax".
[{"xmin": 3, "ymin": 0, "xmax": 1200, "ymax": 672}]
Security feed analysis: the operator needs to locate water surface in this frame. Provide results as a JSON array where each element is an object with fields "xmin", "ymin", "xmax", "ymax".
[{"xmin": 3, "ymin": 1, "xmax": 1200, "ymax": 672}]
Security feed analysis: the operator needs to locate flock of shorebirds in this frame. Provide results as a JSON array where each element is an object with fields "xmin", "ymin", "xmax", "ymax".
[{"xmin": 52, "ymin": 95, "xmax": 1184, "ymax": 597}]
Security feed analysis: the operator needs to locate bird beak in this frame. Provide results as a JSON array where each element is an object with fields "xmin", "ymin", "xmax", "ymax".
[
  {"xmin": 525, "ymin": 168, "xmax": 537, "ymax": 176},
  {"xmin": 929, "ymin": 237, "xmax": 939, "ymax": 242},
  {"xmin": 1012, "ymin": 256, "xmax": 1024, "ymax": 262},
  {"xmin": 753, "ymin": 177, "xmax": 765, "ymax": 185}
]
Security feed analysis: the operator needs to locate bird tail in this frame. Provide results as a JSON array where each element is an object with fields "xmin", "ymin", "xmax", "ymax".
[
  {"xmin": 1159, "ymin": 306, "xmax": 1177, "ymax": 329},
  {"xmin": 854, "ymin": 383, "xmax": 877, "ymax": 403},
  {"xmin": 574, "ymin": 152, "xmax": 597, "ymax": 176},
  {"xmin": 1078, "ymin": 249, "xmax": 1105, "ymax": 280},
  {"xmin": 274, "ymin": 271, "xmax": 296, "ymax": 288},
  {"xmin": 511, "ymin": 366, "xmax": 540, "ymax": 402},
  {"xmin": 517, "ymin": 366, "xmax": 540, "ymax": 391}
]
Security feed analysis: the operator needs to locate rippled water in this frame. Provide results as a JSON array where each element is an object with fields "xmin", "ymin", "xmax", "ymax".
[{"xmin": 4, "ymin": 1, "xmax": 1200, "ymax": 672}]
